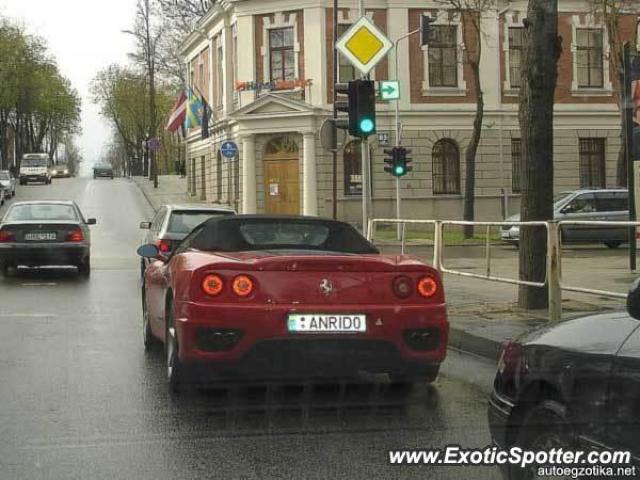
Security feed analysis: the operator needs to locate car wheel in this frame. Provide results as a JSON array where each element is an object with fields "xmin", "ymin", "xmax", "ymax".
[
  {"xmin": 1, "ymin": 263, "xmax": 12, "ymax": 278},
  {"xmin": 11, "ymin": 189, "xmax": 15, "ymax": 197},
  {"xmin": 77, "ymin": 257, "xmax": 91, "ymax": 278},
  {"xmin": 604, "ymin": 241, "xmax": 622, "ymax": 249},
  {"xmin": 509, "ymin": 400, "xmax": 575, "ymax": 480},
  {"xmin": 166, "ymin": 301, "xmax": 187, "ymax": 393},
  {"xmin": 390, "ymin": 364, "xmax": 440, "ymax": 386},
  {"xmin": 142, "ymin": 290, "xmax": 158, "ymax": 351}
]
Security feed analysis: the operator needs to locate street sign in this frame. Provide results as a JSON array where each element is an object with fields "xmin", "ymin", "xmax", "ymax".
[
  {"xmin": 377, "ymin": 132, "xmax": 390, "ymax": 146},
  {"xmin": 220, "ymin": 141, "xmax": 238, "ymax": 159},
  {"xmin": 336, "ymin": 16, "xmax": 393, "ymax": 75},
  {"xmin": 379, "ymin": 81, "xmax": 400, "ymax": 101},
  {"xmin": 320, "ymin": 118, "xmax": 347, "ymax": 152},
  {"xmin": 147, "ymin": 138, "xmax": 161, "ymax": 151}
]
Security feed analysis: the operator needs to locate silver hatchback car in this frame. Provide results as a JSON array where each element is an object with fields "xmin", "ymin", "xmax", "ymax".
[{"xmin": 502, "ymin": 189, "xmax": 629, "ymax": 248}]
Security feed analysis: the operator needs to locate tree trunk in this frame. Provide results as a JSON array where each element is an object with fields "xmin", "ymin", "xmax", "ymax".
[
  {"xmin": 463, "ymin": 62, "xmax": 483, "ymax": 239},
  {"xmin": 517, "ymin": 0, "xmax": 561, "ymax": 310}
]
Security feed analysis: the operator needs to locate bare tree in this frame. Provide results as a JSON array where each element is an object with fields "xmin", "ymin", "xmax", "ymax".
[
  {"xmin": 437, "ymin": 0, "xmax": 492, "ymax": 238},
  {"xmin": 518, "ymin": 0, "xmax": 562, "ymax": 309},
  {"xmin": 124, "ymin": 0, "xmax": 163, "ymax": 188}
]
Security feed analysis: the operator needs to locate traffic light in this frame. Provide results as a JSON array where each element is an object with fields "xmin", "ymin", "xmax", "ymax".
[
  {"xmin": 334, "ymin": 80, "xmax": 377, "ymax": 138},
  {"xmin": 384, "ymin": 147, "xmax": 412, "ymax": 177},
  {"xmin": 421, "ymin": 16, "xmax": 436, "ymax": 46}
]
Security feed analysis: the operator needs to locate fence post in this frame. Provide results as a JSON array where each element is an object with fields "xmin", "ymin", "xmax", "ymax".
[
  {"xmin": 366, "ymin": 219, "xmax": 374, "ymax": 241},
  {"xmin": 547, "ymin": 221, "xmax": 562, "ymax": 321},
  {"xmin": 433, "ymin": 220, "xmax": 443, "ymax": 271}
]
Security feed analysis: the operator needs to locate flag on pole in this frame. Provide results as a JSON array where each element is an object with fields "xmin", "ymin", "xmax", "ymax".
[
  {"xmin": 185, "ymin": 87, "xmax": 203, "ymax": 130},
  {"xmin": 166, "ymin": 91, "xmax": 187, "ymax": 133}
]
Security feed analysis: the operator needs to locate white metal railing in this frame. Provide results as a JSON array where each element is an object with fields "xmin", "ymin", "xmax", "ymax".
[{"xmin": 368, "ymin": 218, "xmax": 640, "ymax": 321}]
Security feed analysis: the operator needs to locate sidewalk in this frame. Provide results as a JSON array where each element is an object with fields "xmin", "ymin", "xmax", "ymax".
[
  {"xmin": 131, "ymin": 176, "xmax": 628, "ymax": 363},
  {"xmin": 131, "ymin": 175, "xmax": 192, "ymax": 212}
]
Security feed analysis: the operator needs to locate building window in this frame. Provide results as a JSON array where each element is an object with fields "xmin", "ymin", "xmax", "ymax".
[
  {"xmin": 216, "ymin": 41, "xmax": 224, "ymax": 107},
  {"xmin": 343, "ymin": 140, "xmax": 362, "ymax": 196},
  {"xmin": 269, "ymin": 27, "xmax": 295, "ymax": 82},
  {"xmin": 579, "ymin": 138, "xmax": 606, "ymax": 188},
  {"xmin": 432, "ymin": 139, "xmax": 460, "ymax": 194},
  {"xmin": 576, "ymin": 28, "xmax": 603, "ymax": 88},
  {"xmin": 428, "ymin": 26, "xmax": 458, "ymax": 88},
  {"xmin": 511, "ymin": 138, "xmax": 521, "ymax": 193},
  {"xmin": 337, "ymin": 24, "xmax": 357, "ymax": 83},
  {"xmin": 508, "ymin": 27, "xmax": 524, "ymax": 89}
]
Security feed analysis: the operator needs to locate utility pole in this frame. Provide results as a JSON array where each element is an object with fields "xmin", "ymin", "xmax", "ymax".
[
  {"xmin": 332, "ymin": 0, "xmax": 338, "ymax": 220},
  {"xmin": 359, "ymin": 0, "xmax": 370, "ymax": 235}
]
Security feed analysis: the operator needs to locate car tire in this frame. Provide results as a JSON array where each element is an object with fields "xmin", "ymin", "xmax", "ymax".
[
  {"xmin": 166, "ymin": 301, "xmax": 187, "ymax": 393},
  {"xmin": 77, "ymin": 257, "xmax": 91, "ymax": 278},
  {"xmin": 1, "ymin": 263, "xmax": 12, "ymax": 278},
  {"xmin": 508, "ymin": 400, "xmax": 575, "ymax": 480},
  {"xmin": 142, "ymin": 289, "xmax": 159, "ymax": 351},
  {"xmin": 11, "ymin": 189, "xmax": 15, "ymax": 197},
  {"xmin": 390, "ymin": 364, "xmax": 440, "ymax": 386},
  {"xmin": 604, "ymin": 241, "xmax": 622, "ymax": 249}
]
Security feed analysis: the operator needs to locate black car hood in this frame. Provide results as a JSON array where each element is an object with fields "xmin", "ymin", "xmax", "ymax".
[{"xmin": 522, "ymin": 311, "xmax": 640, "ymax": 356}]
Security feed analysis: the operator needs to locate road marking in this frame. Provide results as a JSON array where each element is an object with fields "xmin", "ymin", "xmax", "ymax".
[
  {"xmin": 20, "ymin": 283, "xmax": 58, "ymax": 287},
  {"xmin": 0, "ymin": 313, "xmax": 58, "ymax": 318}
]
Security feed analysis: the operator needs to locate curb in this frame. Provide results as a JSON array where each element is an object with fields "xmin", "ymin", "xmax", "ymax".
[
  {"xmin": 449, "ymin": 326, "xmax": 503, "ymax": 362},
  {"xmin": 131, "ymin": 177, "xmax": 160, "ymax": 212}
]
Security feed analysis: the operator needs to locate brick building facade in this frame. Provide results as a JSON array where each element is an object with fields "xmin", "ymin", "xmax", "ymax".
[{"xmin": 179, "ymin": 0, "xmax": 640, "ymax": 224}]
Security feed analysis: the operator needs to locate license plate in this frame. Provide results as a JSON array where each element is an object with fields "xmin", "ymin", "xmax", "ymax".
[
  {"xmin": 287, "ymin": 314, "xmax": 366, "ymax": 333},
  {"xmin": 24, "ymin": 232, "xmax": 56, "ymax": 241}
]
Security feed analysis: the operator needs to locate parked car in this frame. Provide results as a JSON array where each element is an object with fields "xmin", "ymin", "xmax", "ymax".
[
  {"xmin": 137, "ymin": 215, "xmax": 449, "ymax": 392},
  {"xmin": 0, "ymin": 201, "xmax": 96, "ymax": 277},
  {"xmin": 139, "ymin": 203, "xmax": 236, "ymax": 276},
  {"xmin": 501, "ymin": 189, "xmax": 629, "ymax": 248},
  {"xmin": 488, "ymin": 281, "xmax": 640, "ymax": 479},
  {"xmin": 93, "ymin": 164, "xmax": 114, "ymax": 179},
  {"xmin": 19, "ymin": 153, "xmax": 52, "ymax": 185},
  {"xmin": 51, "ymin": 164, "xmax": 71, "ymax": 178},
  {"xmin": 0, "ymin": 170, "xmax": 17, "ymax": 199}
]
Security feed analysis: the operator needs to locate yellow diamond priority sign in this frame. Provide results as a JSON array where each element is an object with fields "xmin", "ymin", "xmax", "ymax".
[{"xmin": 336, "ymin": 16, "xmax": 393, "ymax": 75}]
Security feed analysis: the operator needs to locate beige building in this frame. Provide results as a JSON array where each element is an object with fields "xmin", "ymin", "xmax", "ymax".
[{"xmin": 179, "ymin": 0, "xmax": 640, "ymax": 224}]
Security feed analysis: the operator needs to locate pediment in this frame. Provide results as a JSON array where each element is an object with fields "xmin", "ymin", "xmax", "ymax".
[{"xmin": 232, "ymin": 93, "xmax": 317, "ymax": 119}]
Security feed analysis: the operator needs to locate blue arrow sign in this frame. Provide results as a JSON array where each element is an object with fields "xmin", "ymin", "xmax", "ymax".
[{"xmin": 220, "ymin": 141, "xmax": 238, "ymax": 159}]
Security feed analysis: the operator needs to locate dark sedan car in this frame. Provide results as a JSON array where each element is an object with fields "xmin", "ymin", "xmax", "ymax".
[
  {"xmin": 488, "ymin": 285, "xmax": 640, "ymax": 479},
  {"xmin": 93, "ymin": 164, "xmax": 114, "ymax": 179},
  {"xmin": 0, "ymin": 201, "xmax": 96, "ymax": 277}
]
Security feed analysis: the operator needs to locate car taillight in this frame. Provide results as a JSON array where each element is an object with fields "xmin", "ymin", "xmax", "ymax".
[
  {"xmin": 497, "ymin": 341, "xmax": 528, "ymax": 379},
  {"xmin": 417, "ymin": 276, "xmax": 438, "ymax": 298},
  {"xmin": 202, "ymin": 274, "xmax": 224, "ymax": 296},
  {"xmin": 232, "ymin": 275, "xmax": 254, "ymax": 297},
  {"xmin": 66, "ymin": 229, "xmax": 84, "ymax": 242},
  {"xmin": 0, "ymin": 230, "xmax": 15, "ymax": 242},
  {"xmin": 155, "ymin": 239, "xmax": 171, "ymax": 253},
  {"xmin": 392, "ymin": 275, "xmax": 413, "ymax": 299}
]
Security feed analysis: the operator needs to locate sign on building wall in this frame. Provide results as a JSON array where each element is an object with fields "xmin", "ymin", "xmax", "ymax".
[{"xmin": 235, "ymin": 79, "xmax": 312, "ymax": 92}]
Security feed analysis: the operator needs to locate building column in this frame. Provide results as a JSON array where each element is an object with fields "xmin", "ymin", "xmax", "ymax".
[
  {"xmin": 303, "ymin": 132, "xmax": 318, "ymax": 216},
  {"xmin": 241, "ymin": 136, "xmax": 257, "ymax": 214}
]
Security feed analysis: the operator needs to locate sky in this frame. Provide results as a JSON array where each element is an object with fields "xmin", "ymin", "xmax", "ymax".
[{"xmin": 0, "ymin": 0, "xmax": 137, "ymax": 172}]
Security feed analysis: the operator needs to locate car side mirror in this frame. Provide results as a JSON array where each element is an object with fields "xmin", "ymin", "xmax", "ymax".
[
  {"xmin": 137, "ymin": 244, "xmax": 160, "ymax": 258},
  {"xmin": 627, "ymin": 278, "xmax": 640, "ymax": 320},
  {"xmin": 140, "ymin": 221, "xmax": 152, "ymax": 230},
  {"xmin": 87, "ymin": 218, "xmax": 97, "ymax": 225}
]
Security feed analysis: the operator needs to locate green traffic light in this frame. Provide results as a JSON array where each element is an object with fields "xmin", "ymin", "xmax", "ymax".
[
  {"xmin": 394, "ymin": 165, "xmax": 405, "ymax": 176},
  {"xmin": 359, "ymin": 118, "xmax": 375, "ymax": 134}
]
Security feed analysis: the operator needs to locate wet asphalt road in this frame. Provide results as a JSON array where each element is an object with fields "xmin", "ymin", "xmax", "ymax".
[{"xmin": 0, "ymin": 177, "xmax": 500, "ymax": 480}]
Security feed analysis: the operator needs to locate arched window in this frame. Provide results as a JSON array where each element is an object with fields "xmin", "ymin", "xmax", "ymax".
[
  {"xmin": 343, "ymin": 140, "xmax": 362, "ymax": 196},
  {"xmin": 432, "ymin": 139, "xmax": 460, "ymax": 194}
]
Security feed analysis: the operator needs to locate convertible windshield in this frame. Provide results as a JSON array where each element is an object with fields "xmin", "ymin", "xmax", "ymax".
[{"xmin": 190, "ymin": 217, "xmax": 379, "ymax": 254}]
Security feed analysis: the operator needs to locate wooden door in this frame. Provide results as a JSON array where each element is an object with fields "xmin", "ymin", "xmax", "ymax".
[{"xmin": 264, "ymin": 159, "xmax": 300, "ymax": 214}]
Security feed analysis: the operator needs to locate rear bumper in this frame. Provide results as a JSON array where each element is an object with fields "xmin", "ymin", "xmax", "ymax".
[
  {"xmin": 174, "ymin": 302, "xmax": 449, "ymax": 378},
  {"xmin": 0, "ymin": 242, "xmax": 89, "ymax": 266},
  {"xmin": 488, "ymin": 390, "xmax": 515, "ymax": 449}
]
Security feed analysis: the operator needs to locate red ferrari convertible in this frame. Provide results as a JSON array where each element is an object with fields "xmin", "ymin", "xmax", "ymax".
[{"xmin": 137, "ymin": 215, "xmax": 449, "ymax": 391}]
